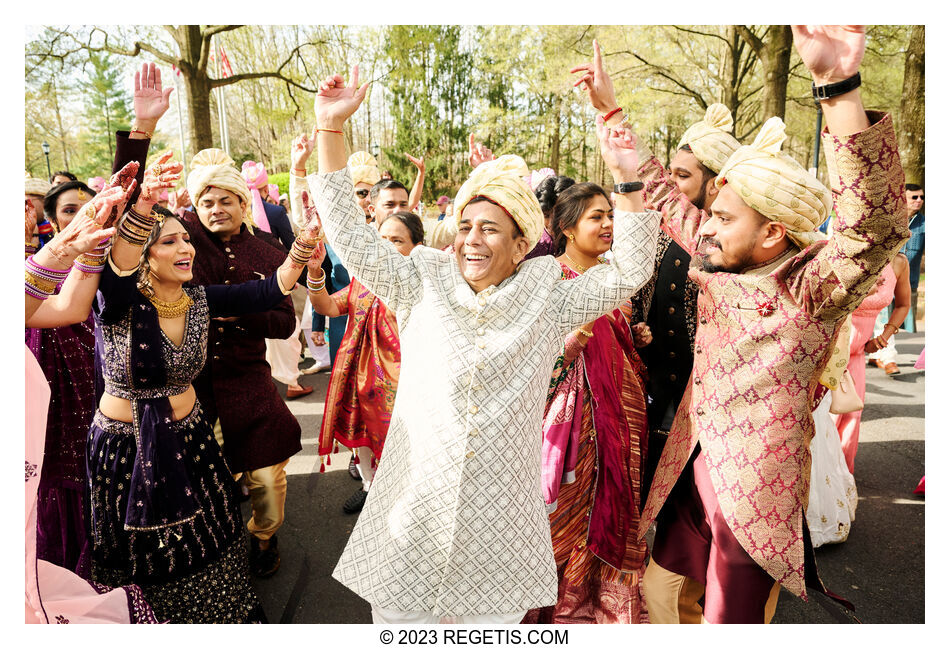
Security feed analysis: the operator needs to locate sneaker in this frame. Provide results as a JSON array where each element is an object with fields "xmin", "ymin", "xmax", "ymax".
[
  {"xmin": 348, "ymin": 455, "xmax": 361, "ymax": 480},
  {"xmin": 249, "ymin": 534, "xmax": 280, "ymax": 578},
  {"xmin": 884, "ymin": 362, "xmax": 901, "ymax": 376},
  {"xmin": 343, "ymin": 487, "xmax": 368, "ymax": 514}
]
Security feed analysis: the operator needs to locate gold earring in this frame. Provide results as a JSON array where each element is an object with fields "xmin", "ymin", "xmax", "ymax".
[{"xmin": 567, "ymin": 233, "xmax": 575, "ymax": 243}]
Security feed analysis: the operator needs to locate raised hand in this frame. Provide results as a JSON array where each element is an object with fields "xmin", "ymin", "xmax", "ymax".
[
  {"xmin": 46, "ymin": 186, "xmax": 125, "ymax": 262},
  {"xmin": 405, "ymin": 153, "xmax": 425, "ymax": 174},
  {"xmin": 101, "ymin": 160, "xmax": 140, "ymax": 226},
  {"xmin": 570, "ymin": 39, "xmax": 619, "ymax": 114},
  {"xmin": 314, "ymin": 66, "xmax": 370, "ymax": 129},
  {"xmin": 25, "ymin": 199, "xmax": 37, "ymax": 244},
  {"xmin": 596, "ymin": 116, "xmax": 639, "ymax": 180},
  {"xmin": 791, "ymin": 25, "xmax": 866, "ymax": 85},
  {"xmin": 467, "ymin": 134, "xmax": 495, "ymax": 169},
  {"xmin": 300, "ymin": 190, "xmax": 325, "ymax": 242},
  {"xmin": 136, "ymin": 151, "xmax": 183, "ymax": 211},
  {"xmin": 307, "ymin": 242, "xmax": 327, "ymax": 273},
  {"xmin": 133, "ymin": 62, "xmax": 174, "ymax": 127},
  {"xmin": 292, "ymin": 126, "xmax": 319, "ymax": 171}
]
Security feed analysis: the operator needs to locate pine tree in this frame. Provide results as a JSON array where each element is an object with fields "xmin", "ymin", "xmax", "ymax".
[{"xmin": 77, "ymin": 52, "xmax": 133, "ymax": 178}]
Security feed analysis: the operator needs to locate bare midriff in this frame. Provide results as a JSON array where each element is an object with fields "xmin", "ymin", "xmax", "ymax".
[{"xmin": 99, "ymin": 385, "xmax": 197, "ymax": 423}]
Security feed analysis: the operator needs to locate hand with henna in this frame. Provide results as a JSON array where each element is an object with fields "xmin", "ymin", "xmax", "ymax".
[
  {"xmin": 101, "ymin": 160, "xmax": 140, "ymax": 226},
  {"xmin": 41, "ymin": 187, "xmax": 126, "ymax": 268},
  {"xmin": 133, "ymin": 151, "xmax": 183, "ymax": 214}
]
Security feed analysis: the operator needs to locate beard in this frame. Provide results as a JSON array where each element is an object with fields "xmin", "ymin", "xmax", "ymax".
[{"xmin": 698, "ymin": 236, "xmax": 758, "ymax": 274}]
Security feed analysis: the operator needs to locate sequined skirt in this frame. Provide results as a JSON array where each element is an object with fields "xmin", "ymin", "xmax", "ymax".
[{"xmin": 86, "ymin": 402, "xmax": 265, "ymax": 623}]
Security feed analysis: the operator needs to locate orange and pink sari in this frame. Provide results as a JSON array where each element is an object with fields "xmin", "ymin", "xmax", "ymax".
[{"xmin": 318, "ymin": 279, "xmax": 401, "ymax": 460}]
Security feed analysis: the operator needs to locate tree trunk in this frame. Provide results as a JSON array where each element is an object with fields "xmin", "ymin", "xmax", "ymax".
[
  {"xmin": 759, "ymin": 25, "xmax": 792, "ymax": 122},
  {"xmin": 899, "ymin": 25, "xmax": 925, "ymax": 185},
  {"xmin": 183, "ymin": 73, "xmax": 214, "ymax": 152},
  {"xmin": 718, "ymin": 26, "xmax": 741, "ymax": 117},
  {"xmin": 549, "ymin": 95, "xmax": 561, "ymax": 172}
]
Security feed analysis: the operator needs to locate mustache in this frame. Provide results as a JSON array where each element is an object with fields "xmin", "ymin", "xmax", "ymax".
[{"xmin": 699, "ymin": 236, "xmax": 721, "ymax": 249}]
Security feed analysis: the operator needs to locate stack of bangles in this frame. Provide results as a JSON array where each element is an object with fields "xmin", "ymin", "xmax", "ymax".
[
  {"xmin": 118, "ymin": 206, "xmax": 157, "ymax": 245},
  {"xmin": 74, "ymin": 237, "xmax": 112, "ymax": 274},
  {"xmin": 26, "ymin": 243, "xmax": 37, "ymax": 258},
  {"xmin": 25, "ymin": 256, "xmax": 71, "ymax": 300},
  {"xmin": 307, "ymin": 269, "xmax": 327, "ymax": 293},
  {"xmin": 289, "ymin": 236, "xmax": 320, "ymax": 266}
]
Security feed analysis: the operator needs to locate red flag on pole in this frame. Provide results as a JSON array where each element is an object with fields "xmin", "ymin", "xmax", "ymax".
[{"xmin": 220, "ymin": 48, "xmax": 233, "ymax": 78}]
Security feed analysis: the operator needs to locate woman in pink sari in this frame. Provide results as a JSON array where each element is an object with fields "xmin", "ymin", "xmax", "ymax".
[
  {"xmin": 834, "ymin": 254, "xmax": 911, "ymax": 473},
  {"xmin": 308, "ymin": 209, "xmax": 424, "ymax": 514},
  {"xmin": 524, "ymin": 182, "xmax": 652, "ymax": 624}
]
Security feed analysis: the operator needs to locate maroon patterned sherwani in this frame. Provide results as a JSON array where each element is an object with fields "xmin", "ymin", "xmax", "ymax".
[{"xmin": 637, "ymin": 113, "xmax": 909, "ymax": 600}]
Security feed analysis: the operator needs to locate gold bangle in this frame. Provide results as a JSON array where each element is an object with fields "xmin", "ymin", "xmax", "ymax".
[{"xmin": 576, "ymin": 328, "xmax": 594, "ymax": 338}]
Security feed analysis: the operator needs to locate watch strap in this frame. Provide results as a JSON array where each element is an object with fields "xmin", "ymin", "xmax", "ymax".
[
  {"xmin": 812, "ymin": 72, "xmax": 861, "ymax": 103},
  {"xmin": 614, "ymin": 181, "xmax": 644, "ymax": 194}
]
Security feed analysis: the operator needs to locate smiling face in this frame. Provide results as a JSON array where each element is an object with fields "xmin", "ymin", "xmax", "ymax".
[
  {"xmin": 698, "ymin": 184, "xmax": 777, "ymax": 273},
  {"xmin": 370, "ymin": 187, "xmax": 410, "ymax": 226},
  {"xmin": 195, "ymin": 186, "xmax": 246, "ymax": 240},
  {"xmin": 147, "ymin": 218, "xmax": 195, "ymax": 287},
  {"xmin": 562, "ymin": 194, "xmax": 614, "ymax": 258},
  {"xmin": 905, "ymin": 188, "xmax": 924, "ymax": 216},
  {"xmin": 379, "ymin": 218, "xmax": 420, "ymax": 257},
  {"xmin": 670, "ymin": 148, "xmax": 718, "ymax": 211},
  {"xmin": 53, "ymin": 188, "xmax": 91, "ymax": 230},
  {"xmin": 454, "ymin": 200, "xmax": 530, "ymax": 293}
]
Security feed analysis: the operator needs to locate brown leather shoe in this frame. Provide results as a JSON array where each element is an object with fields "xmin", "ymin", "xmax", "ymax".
[
  {"xmin": 873, "ymin": 359, "xmax": 886, "ymax": 370},
  {"xmin": 286, "ymin": 384, "xmax": 314, "ymax": 399},
  {"xmin": 884, "ymin": 362, "xmax": 901, "ymax": 376}
]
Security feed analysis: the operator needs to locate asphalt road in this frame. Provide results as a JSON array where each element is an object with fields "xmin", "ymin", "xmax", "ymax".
[{"xmin": 245, "ymin": 331, "xmax": 925, "ymax": 624}]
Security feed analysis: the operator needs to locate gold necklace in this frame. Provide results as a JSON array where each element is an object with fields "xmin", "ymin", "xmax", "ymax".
[
  {"xmin": 141, "ymin": 288, "xmax": 193, "ymax": 318},
  {"xmin": 564, "ymin": 251, "xmax": 600, "ymax": 274}
]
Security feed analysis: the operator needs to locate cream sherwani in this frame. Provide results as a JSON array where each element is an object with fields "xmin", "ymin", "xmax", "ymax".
[{"xmin": 309, "ymin": 167, "xmax": 660, "ymax": 616}]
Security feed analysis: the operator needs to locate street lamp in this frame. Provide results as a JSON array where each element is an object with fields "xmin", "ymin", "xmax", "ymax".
[
  {"xmin": 371, "ymin": 143, "xmax": 380, "ymax": 158},
  {"xmin": 41, "ymin": 141, "xmax": 51, "ymax": 180}
]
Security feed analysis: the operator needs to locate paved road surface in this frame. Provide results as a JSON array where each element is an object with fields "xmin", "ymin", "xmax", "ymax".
[{"xmin": 246, "ymin": 331, "xmax": 925, "ymax": 624}]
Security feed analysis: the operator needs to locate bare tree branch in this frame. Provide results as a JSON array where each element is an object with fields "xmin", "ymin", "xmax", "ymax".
[
  {"xmin": 672, "ymin": 25, "xmax": 731, "ymax": 47},
  {"xmin": 736, "ymin": 25, "xmax": 764, "ymax": 55}
]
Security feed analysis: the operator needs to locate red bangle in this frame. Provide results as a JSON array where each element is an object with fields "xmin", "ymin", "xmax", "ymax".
[
  {"xmin": 316, "ymin": 128, "xmax": 343, "ymax": 135},
  {"xmin": 602, "ymin": 107, "xmax": 622, "ymax": 122}
]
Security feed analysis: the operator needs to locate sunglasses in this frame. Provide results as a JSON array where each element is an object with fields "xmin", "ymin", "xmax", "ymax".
[
  {"xmin": 909, "ymin": 194, "xmax": 924, "ymax": 200},
  {"xmin": 355, "ymin": 189, "xmax": 369, "ymax": 199}
]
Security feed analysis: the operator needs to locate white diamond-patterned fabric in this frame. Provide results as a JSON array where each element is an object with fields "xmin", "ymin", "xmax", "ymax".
[{"xmin": 309, "ymin": 168, "xmax": 660, "ymax": 616}]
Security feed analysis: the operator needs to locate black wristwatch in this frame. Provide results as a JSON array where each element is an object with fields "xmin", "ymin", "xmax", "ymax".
[
  {"xmin": 812, "ymin": 72, "xmax": 861, "ymax": 103},
  {"xmin": 614, "ymin": 181, "xmax": 644, "ymax": 194}
]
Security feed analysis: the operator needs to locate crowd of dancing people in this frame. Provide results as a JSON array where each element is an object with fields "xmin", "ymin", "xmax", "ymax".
[{"xmin": 25, "ymin": 25, "xmax": 923, "ymax": 624}]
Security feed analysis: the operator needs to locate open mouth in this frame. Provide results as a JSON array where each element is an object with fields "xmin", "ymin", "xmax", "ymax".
[
  {"xmin": 174, "ymin": 259, "xmax": 192, "ymax": 270},
  {"xmin": 464, "ymin": 253, "xmax": 489, "ymax": 263}
]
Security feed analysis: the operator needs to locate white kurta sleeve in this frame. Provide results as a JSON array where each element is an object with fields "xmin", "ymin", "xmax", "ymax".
[
  {"xmin": 550, "ymin": 209, "xmax": 661, "ymax": 335},
  {"xmin": 308, "ymin": 168, "xmax": 424, "ymax": 312},
  {"xmin": 289, "ymin": 173, "xmax": 307, "ymax": 231}
]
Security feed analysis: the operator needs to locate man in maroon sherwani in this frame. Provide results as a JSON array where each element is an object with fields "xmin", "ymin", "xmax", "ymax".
[{"xmin": 182, "ymin": 149, "xmax": 302, "ymax": 578}]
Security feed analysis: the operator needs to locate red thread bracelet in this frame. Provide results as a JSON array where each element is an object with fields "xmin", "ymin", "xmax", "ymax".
[{"xmin": 602, "ymin": 107, "xmax": 622, "ymax": 122}]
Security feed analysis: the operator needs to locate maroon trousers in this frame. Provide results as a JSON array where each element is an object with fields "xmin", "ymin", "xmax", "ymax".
[{"xmin": 650, "ymin": 449, "xmax": 777, "ymax": 623}]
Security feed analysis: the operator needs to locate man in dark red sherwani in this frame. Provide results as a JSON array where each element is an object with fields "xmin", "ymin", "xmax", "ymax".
[{"xmin": 182, "ymin": 149, "xmax": 302, "ymax": 578}]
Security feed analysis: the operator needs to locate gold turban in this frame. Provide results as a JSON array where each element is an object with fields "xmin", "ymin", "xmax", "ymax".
[
  {"xmin": 716, "ymin": 117, "xmax": 832, "ymax": 249},
  {"xmin": 186, "ymin": 148, "xmax": 254, "ymax": 229},
  {"xmin": 454, "ymin": 154, "xmax": 544, "ymax": 250},
  {"xmin": 677, "ymin": 103, "xmax": 741, "ymax": 174},
  {"xmin": 25, "ymin": 177, "xmax": 52, "ymax": 197},
  {"xmin": 347, "ymin": 151, "xmax": 381, "ymax": 187}
]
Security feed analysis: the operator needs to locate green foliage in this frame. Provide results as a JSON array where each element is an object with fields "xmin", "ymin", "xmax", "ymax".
[
  {"xmin": 74, "ymin": 52, "xmax": 133, "ymax": 179},
  {"xmin": 270, "ymin": 172, "xmax": 290, "ymax": 198}
]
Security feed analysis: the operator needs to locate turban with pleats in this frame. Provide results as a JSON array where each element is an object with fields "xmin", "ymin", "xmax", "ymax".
[
  {"xmin": 677, "ymin": 103, "xmax": 741, "ymax": 174},
  {"xmin": 241, "ymin": 161, "xmax": 272, "ymax": 233},
  {"xmin": 347, "ymin": 151, "xmax": 381, "ymax": 187},
  {"xmin": 25, "ymin": 177, "xmax": 51, "ymax": 197},
  {"xmin": 455, "ymin": 154, "xmax": 544, "ymax": 250},
  {"xmin": 716, "ymin": 117, "xmax": 832, "ymax": 249},
  {"xmin": 187, "ymin": 148, "xmax": 254, "ymax": 230}
]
